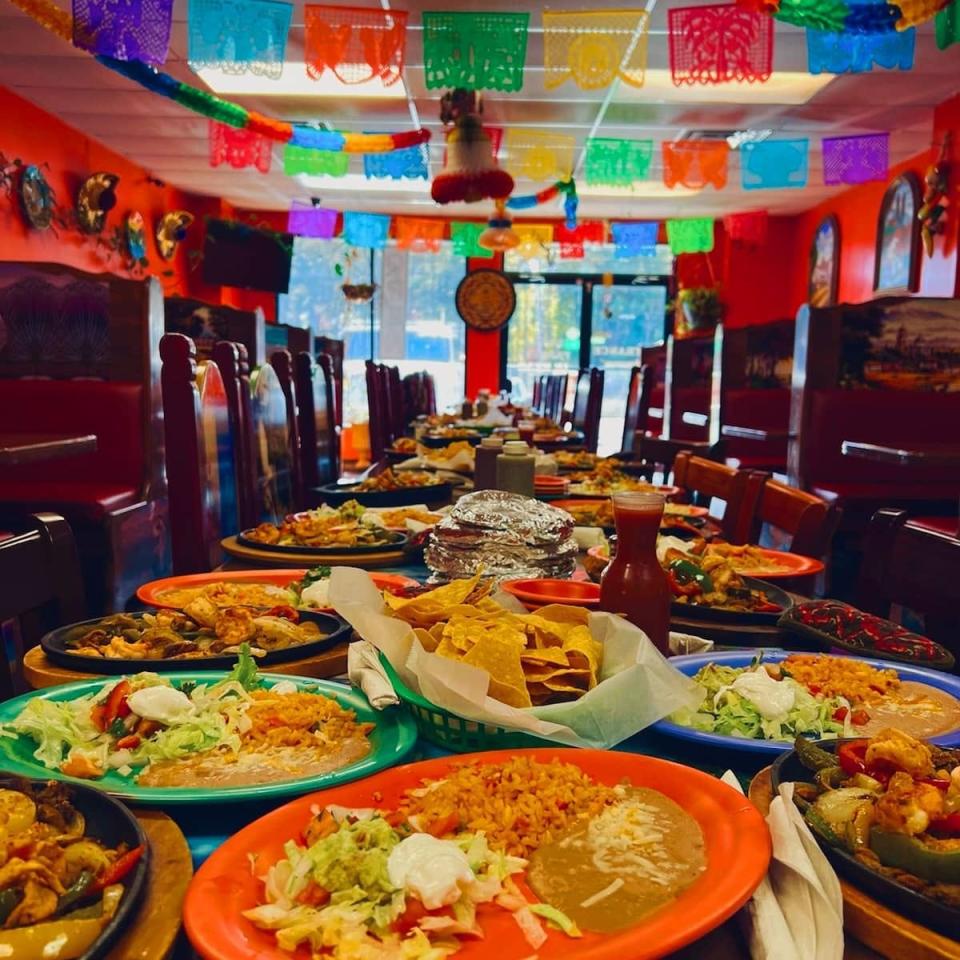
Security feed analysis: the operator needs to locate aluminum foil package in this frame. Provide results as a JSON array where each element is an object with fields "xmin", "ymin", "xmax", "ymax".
[{"xmin": 425, "ymin": 490, "xmax": 578, "ymax": 581}]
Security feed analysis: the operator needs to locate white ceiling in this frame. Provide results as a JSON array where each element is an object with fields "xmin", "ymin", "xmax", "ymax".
[{"xmin": 1, "ymin": 0, "xmax": 959, "ymax": 221}]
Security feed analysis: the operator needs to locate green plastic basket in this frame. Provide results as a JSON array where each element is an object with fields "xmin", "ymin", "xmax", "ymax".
[{"xmin": 378, "ymin": 653, "xmax": 550, "ymax": 753}]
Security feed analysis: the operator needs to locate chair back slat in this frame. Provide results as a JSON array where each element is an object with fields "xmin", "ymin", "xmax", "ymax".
[
  {"xmin": 296, "ymin": 352, "xmax": 337, "ymax": 490},
  {"xmin": 269, "ymin": 349, "xmax": 303, "ymax": 509},
  {"xmin": 250, "ymin": 361, "xmax": 298, "ymax": 522},
  {"xmin": 386, "ymin": 365, "xmax": 405, "ymax": 443},
  {"xmin": 315, "ymin": 337, "xmax": 344, "ymax": 429},
  {"xmin": 583, "ymin": 368, "xmax": 605, "ymax": 454},
  {"xmin": 621, "ymin": 365, "xmax": 652, "ymax": 455},
  {"xmin": 318, "ymin": 354, "xmax": 341, "ymax": 480},
  {"xmin": 366, "ymin": 360, "xmax": 387, "ymax": 461},
  {"xmin": 754, "ymin": 479, "xmax": 837, "ymax": 558},
  {"xmin": 571, "ymin": 370, "xmax": 590, "ymax": 430}
]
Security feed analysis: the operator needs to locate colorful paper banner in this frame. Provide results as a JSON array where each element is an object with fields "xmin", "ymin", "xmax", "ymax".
[
  {"xmin": 822, "ymin": 133, "xmax": 889, "ymax": 185},
  {"xmin": 422, "ymin": 12, "xmax": 529, "ymax": 91},
  {"xmin": 543, "ymin": 9, "xmax": 650, "ymax": 90},
  {"xmin": 669, "ymin": 4, "xmax": 773, "ymax": 85},
  {"xmin": 73, "ymin": 0, "xmax": 173, "ymax": 65},
  {"xmin": 343, "ymin": 211, "xmax": 391, "ymax": 249},
  {"xmin": 209, "ymin": 120, "xmax": 272, "ymax": 172},
  {"xmin": 662, "ymin": 140, "xmax": 730, "ymax": 190},
  {"xmin": 513, "ymin": 223, "xmax": 554, "ymax": 259},
  {"xmin": 584, "ymin": 138, "xmax": 653, "ymax": 186},
  {"xmin": 394, "ymin": 217, "xmax": 445, "ymax": 253},
  {"xmin": 937, "ymin": 0, "xmax": 960, "ymax": 47},
  {"xmin": 450, "ymin": 221, "xmax": 493, "ymax": 259},
  {"xmin": 187, "ymin": 0, "xmax": 293, "ymax": 79},
  {"xmin": 504, "ymin": 129, "xmax": 575, "ymax": 182},
  {"xmin": 611, "ymin": 221, "xmax": 659, "ymax": 258},
  {"xmin": 304, "ymin": 5, "xmax": 408, "ymax": 85},
  {"xmin": 741, "ymin": 139, "xmax": 809, "ymax": 190},
  {"xmin": 287, "ymin": 202, "xmax": 338, "ymax": 238},
  {"xmin": 283, "ymin": 145, "xmax": 349, "ymax": 177},
  {"xmin": 666, "ymin": 218, "xmax": 715, "ymax": 255},
  {"xmin": 555, "ymin": 221, "xmax": 605, "ymax": 259},
  {"xmin": 723, "ymin": 211, "xmax": 768, "ymax": 245},
  {"xmin": 806, "ymin": 27, "xmax": 915, "ymax": 73}
]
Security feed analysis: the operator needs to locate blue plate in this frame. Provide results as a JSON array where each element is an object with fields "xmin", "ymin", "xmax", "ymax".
[{"xmin": 652, "ymin": 649, "xmax": 960, "ymax": 755}]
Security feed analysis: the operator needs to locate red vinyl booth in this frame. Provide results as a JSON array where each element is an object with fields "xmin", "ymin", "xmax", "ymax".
[{"xmin": 722, "ymin": 388, "xmax": 790, "ymax": 470}]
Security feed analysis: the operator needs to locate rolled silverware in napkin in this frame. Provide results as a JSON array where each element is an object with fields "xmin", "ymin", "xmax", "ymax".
[{"xmin": 347, "ymin": 640, "xmax": 400, "ymax": 709}]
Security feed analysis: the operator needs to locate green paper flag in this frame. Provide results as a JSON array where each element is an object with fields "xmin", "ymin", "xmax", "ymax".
[
  {"xmin": 422, "ymin": 12, "xmax": 529, "ymax": 91},
  {"xmin": 451, "ymin": 221, "xmax": 493, "ymax": 258},
  {"xmin": 774, "ymin": 0, "xmax": 849, "ymax": 32},
  {"xmin": 936, "ymin": 0, "xmax": 960, "ymax": 49},
  {"xmin": 666, "ymin": 218, "xmax": 715, "ymax": 255},
  {"xmin": 284, "ymin": 146, "xmax": 349, "ymax": 177},
  {"xmin": 584, "ymin": 138, "xmax": 653, "ymax": 186}
]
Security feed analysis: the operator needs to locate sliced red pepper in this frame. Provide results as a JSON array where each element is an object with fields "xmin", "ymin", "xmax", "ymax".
[
  {"xmin": 102, "ymin": 680, "xmax": 131, "ymax": 729},
  {"xmin": 755, "ymin": 599, "xmax": 783, "ymax": 613},
  {"xmin": 116, "ymin": 734, "xmax": 141, "ymax": 750},
  {"xmin": 392, "ymin": 899, "xmax": 428, "ymax": 936},
  {"xmin": 92, "ymin": 845, "xmax": 144, "ymax": 891},
  {"xmin": 264, "ymin": 605, "xmax": 299, "ymax": 622},
  {"xmin": 666, "ymin": 569, "xmax": 701, "ymax": 597},
  {"xmin": 850, "ymin": 709, "xmax": 870, "ymax": 727},
  {"xmin": 918, "ymin": 776, "xmax": 951, "ymax": 792},
  {"xmin": 832, "ymin": 706, "xmax": 848, "ymax": 722},
  {"xmin": 837, "ymin": 740, "xmax": 869, "ymax": 776},
  {"xmin": 928, "ymin": 812, "xmax": 960, "ymax": 836}
]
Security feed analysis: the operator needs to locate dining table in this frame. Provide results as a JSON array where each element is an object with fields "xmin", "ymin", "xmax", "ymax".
[{"xmin": 0, "ymin": 431, "xmax": 97, "ymax": 465}]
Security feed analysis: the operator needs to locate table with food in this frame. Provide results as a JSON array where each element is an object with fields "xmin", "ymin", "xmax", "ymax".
[{"xmin": 6, "ymin": 487, "xmax": 959, "ymax": 960}]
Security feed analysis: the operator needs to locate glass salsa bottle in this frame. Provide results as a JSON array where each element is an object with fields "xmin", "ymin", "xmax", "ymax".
[{"xmin": 599, "ymin": 492, "xmax": 671, "ymax": 654}]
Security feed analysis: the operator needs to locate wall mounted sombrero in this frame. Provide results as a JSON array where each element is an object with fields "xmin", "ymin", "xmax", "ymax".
[
  {"xmin": 155, "ymin": 211, "xmax": 194, "ymax": 260},
  {"xmin": 77, "ymin": 172, "xmax": 119, "ymax": 234}
]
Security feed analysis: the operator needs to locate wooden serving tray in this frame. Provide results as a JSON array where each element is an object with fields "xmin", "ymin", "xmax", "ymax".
[
  {"xmin": 749, "ymin": 767, "xmax": 960, "ymax": 960},
  {"xmin": 221, "ymin": 535, "xmax": 407, "ymax": 569}
]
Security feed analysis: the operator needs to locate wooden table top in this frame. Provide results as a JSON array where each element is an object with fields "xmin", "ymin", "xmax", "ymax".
[
  {"xmin": 841, "ymin": 440, "xmax": 960, "ymax": 468},
  {"xmin": 22, "ymin": 641, "xmax": 350, "ymax": 689},
  {"xmin": 0, "ymin": 431, "xmax": 97, "ymax": 465}
]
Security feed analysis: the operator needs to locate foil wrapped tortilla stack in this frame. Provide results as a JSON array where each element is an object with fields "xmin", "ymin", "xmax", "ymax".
[{"xmin": 425, "ymin": 490, "xmax": 578, "ymax": 581}]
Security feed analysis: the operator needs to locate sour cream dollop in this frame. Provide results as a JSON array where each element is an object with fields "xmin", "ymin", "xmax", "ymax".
[
  {"xmin": 299, "ymin": 579, "xmax": 330, "ymax": 610},
  {"xmin": 387, "ymin": 833, "xmax": 474, "ymax": 910},
  {"xmin": 729, "ymin": 668, "xmax": 795, "ymax": 720},
  {"xmin": 126, "ymin": 686, "xmax": 195, "ymax": 724}
]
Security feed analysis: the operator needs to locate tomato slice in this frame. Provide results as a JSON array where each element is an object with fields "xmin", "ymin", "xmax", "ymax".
[
  {"xmin": 837, "ymin": 740, "xmax": 869, "ymax": 776},
  {"xmin": 929, "ymin": 812, "xmax": 960, "ymax": 836}
]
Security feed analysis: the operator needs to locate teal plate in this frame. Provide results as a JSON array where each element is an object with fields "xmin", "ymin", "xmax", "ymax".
[{"xmin": 0, "ymin": 672, "xmax": 418, "ymax": 806}]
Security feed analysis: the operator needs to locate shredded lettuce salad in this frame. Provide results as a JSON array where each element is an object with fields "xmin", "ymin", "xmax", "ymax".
[
  {"xmin": 669, "ymin": 659, "xmax": 853, "ymax": 741},
  {"xmin": 243, "ymin": 810, "xmax": 574, "ymax": 960}
]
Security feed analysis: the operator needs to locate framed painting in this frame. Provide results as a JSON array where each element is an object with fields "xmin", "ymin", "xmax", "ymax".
[
  {"xmin": 874, "ymin": 173, "xmax": 921, "ymax": 293},
  {"xmin": 808, "ymin": 215, "xmax": 840, "ymax": 307}
]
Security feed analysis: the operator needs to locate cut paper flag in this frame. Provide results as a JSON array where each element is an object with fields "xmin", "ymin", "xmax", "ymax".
[
  {"xmin": 304, "ymin": 5, "xmax": 408, "ymax": 85},
  {"xmin": 611, "ymin": 221, "xmax": 659, "ymax": 258},
  {"xmin": 451, "ymin": 221, "xmax": 493, "ymax": 259},
  {"xmin": 73, "ymin": 0, "xmax": 173, "ymax": 64},
  {"xmin": 187, "ymin": 0, "xmax": 293, "ymax": 79},
  {"xmin": 772, "ymin": 0, "xmax": 848, "ymax": 31},
  {"xmin": 669, "ymin": 4, "xmax": 773, "ymax": 85},
  {"xmin": 666, "ymin": 218, "xmax": 715, "ymax": 254},
  {"xmin": 504, "ymin": 129, "xmax": 576, "ymax": 182},
  {"xmin": 513, "ymin": 223, "xmax": 554, "ymax": 259},
  {"xmin": 741, "ymin": 139, "xmax": 809, "ymax": 190},
  {"xmin": 584, "ymin": 138, "xmax": 653, "ymax": 186},
  {"xmin": 363, "ymin": 144, "xmax": 429, "ymax": 180},
  {"xmin": 422, "ymin": 11, "xmax": 529, "ymax": 91},
  {"xmin": 283, "ymin": 145, "xmax": 349, "ymax": 177},
  {"xmin": 394, "ymin": 217, "xmax": 445, "ymax": 253},
  {"xmin": 806, "ymin": 27, "xmax": 915, "ymax": 73},
  {"xmin": 937, "ymin": 0, "xmax": 960, "ymax": 48},
  {"xmin": 555, "ymin": 221, "xmax": 605, "ymax": 259},
  {"xmin": 662, "ymin": 140, "xmax": 730, "ymax": 190},
  {"xmin": 209, "ymin": 120, "xmax": 272, "ymax": 172},
  {"xmin": 822, "ymin": 133, "xmax": 889, "ymax": 185},
  {"xmin": 723, "ymin": 211, "xmax": 768, "ymax": 245},
  {"xmin": 894, "ymin": 0, "xmax": 952, "ymax": 29},
  {"xmin": 287, "ymin": 202, "xmax": 338, "ymax": 238},
  {"xmin": 542, "ymin": 9, "xmax": 650, "ymax": 90},
  {"xmin": 343, "ymin": 211, "xmax": 391, "ymax": 248}
]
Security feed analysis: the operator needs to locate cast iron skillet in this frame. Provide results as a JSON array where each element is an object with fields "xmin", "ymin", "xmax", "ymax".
[
  {"xmin": 315, "ymin": 481, "xmax": 453, "ymax": 508},
  {"xmin": 671, "ymin": 576, "xmax": 792, "ymax": 626},
  {"xmin": 237, "ymin": 527, "xmax": 409, "ymax": 555},
  {"xmin": 41, "ymin": 610, "xmax": 351, "ymax": 675},
  {"xmin": 0, "ymin": 774, "xmax": 149, "ymax": 959},
  {"xmin": 770, "ymin": 738, "xmax": 959, "ymax": 938}
]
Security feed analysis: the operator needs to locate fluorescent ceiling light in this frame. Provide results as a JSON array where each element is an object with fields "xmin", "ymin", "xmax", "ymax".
[
  {"xmin": 296, "ymin": 173, "xmax": 432, "ymax": 193},
  {"xmin": 194, "ymin": 63, "xmax": 408, "ymax": 99},
  {"xmin": 617, "ymin": 69, "xmax": 834, "ymax": 104},
  {"xmin": 578, "ymin": 182, "xmax": 701, "ymax": 199}
]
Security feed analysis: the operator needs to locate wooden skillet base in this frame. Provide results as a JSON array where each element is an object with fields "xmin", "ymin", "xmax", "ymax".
[{"xmin": 749, "ymin": 768, "xmax": 960, "ymax": 960}]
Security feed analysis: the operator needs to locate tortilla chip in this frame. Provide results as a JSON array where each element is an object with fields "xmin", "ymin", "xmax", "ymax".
[
  {"xmin": 413, "ymin": 627, "xmax": 438, "ymax": 652},
  {"xmin": 383, "ymin": 573, "xmax": 484, "ymax": 625},
  {"xmin": 435, "ymin": 636, "xmax": 466, "ymax": 661},
  {"xmin": 519, "ymin": 647, "xmax": 570, "ymax": 666},
  {"xmin": 461, "ymin": 634, "xmax": 530, "ymax": 709},
  {"xmin": 532, "ymin": 603, "xmax": 590, "ymax": 626},
  {"xmin": 488, "ymin": 677, "xmax": 533, "ymax": 709}
]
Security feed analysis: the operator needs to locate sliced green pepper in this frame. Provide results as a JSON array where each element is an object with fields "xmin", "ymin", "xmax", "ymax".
[
  {"xmin": 57, "ymin": 870, "xmax": 95, "ymax": 915},
  {"xmin": 804, "ymin": 808, "xmax": 849, "ymax": 851},
  {"xmin": 794, "ymin": 735, "xmax": 840, "ymax": 773},
  {"xmin": 668, "ymin": 558, "xmax": 714, "ymax": 593},
  {"xmin": 869, "ymin": 829, "xmax": 960, "ymax": 883}
]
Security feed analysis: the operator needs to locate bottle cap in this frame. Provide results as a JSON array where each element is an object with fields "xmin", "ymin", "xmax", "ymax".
[
  {"xmin": 503, "ymin": 440, "xmax": 530, "ymax": 455},
  {"xmin": 480, "ymin": 437, "xmax": 504, "ymax": 449}
]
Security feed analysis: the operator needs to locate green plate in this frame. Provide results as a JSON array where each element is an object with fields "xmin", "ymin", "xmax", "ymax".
[{"xmin": 0, "ymin": 672, "xmax": 418, "ymax": 806}]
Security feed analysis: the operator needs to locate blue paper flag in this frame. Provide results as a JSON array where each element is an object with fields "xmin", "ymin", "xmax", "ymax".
[
  {"xmin": 741, "ymin": 139, "xmax": 809, "ymax": 190},
  {"xmin": 343, "ymin": 211, "xmax": 391, "ymax": 248},
  {"xmin": 807, "ymin": 26, "xmax": 915, "ymax": 74},
  {"xmin": 187, "ymin": 0, "xmax": 293, "ymax": 79},
  {"xmin": 611, "ymin": 221, "xmax": 658, "ymax": 258},
  {"xmin": 363, "ymin": 145, "xmax": 429, "ymax": 181}
]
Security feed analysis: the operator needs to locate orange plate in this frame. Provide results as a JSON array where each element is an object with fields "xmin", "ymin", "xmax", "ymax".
[
  {"xmin": 724, "ymin": 548, "xmax": 825, "ymax": 579},
  {"xmin": 501, "ymin": 578, "xmax": 602, "ymax": 607},
  {"xmin": 137, "ymin": 571, "xmax": 419, "ymax": 609},
  {"xmin": 184, "ymin": 749, "xmax": 771, "ymax": 960}
]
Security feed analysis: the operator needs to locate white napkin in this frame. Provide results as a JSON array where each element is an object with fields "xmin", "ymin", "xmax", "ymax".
[
  {"xmin": 572, "ymin": 526, "xmax": 607, "ymax": 550},
  {"xmin": 668, "ymin": 631, "xmax": 714, "ymax": 655},
  {"xmin": 723, "ymin": 772, "xmax": 844, "ymax": 960},
  {"xmin": 347, "ymin": 640, "xmax": 399, "ymax": 709}
]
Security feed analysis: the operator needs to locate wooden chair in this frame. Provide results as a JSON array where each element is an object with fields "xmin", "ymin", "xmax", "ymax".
[
  {"xmin": 423, "ymin": 372, "xmax": 437, "ymax": 415},
  {"xmin": 316, "ymin": 337, "xmax": 344, "ymax": 430},
  {"xmin": 385, "ymin": 365, "xmax": 405, "ymax": 444},
  {"xmin": 569, "ymin": 369, "xmax": 590, "ymax": 432},
  {"xmin": 250, "ymin": 361, "xmax": 299, "ymax": 524},
  {"xmin": 269, "ymin": 350, "xmax": 303, "ymax": 510},
  {"xmin": 0, "ymin": 512, "xmax": 86, "ymax": 699},
  {"xmin": 317, "ymin": 354, "xmax": 341, "ymax": 480},
  {"xmin": 531, "ymin": 376, "xmax": 544, "ymax": 414},
  {"xmin": 857, "ymin": 508, "xmax": 960, "ymax": 659},
  {"xmin": 365, "ymin": 360, "xmax": 388, "ymax": 461},
  {"xmin": 582, "ymin": 368, "xmax": 604, "ymax": 454},
  {"xmin": 751, "ymin": 478, "xmax": 838, "ymax": 559},
  {"xmin": 673, "ymin": 451, "xmax": 768, "ymax": 544},
  {"xmin": 160, "ymin": 333, "xmax": 237, "ymax": 573},
  {"xmin": 296, "ymin": 351, "xmax": 337, "ymax": 499},
  {"xmin": 620, "ymin": 365, "xmax": 652, "ymax": 456}
]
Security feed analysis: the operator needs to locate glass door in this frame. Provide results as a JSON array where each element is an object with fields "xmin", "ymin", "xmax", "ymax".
[{"xmin": 504, "ymin": 281, "xmax": 583, "ymax": 406}]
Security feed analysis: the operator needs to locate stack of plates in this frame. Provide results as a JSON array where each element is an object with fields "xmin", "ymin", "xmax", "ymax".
[{"xmin": 424, "ymin": 490, "xmax": 578, "ymax": 582}]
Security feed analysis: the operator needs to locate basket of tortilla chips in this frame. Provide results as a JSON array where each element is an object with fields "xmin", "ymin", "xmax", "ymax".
[{"xmin": 330, "ymin": 568, "xmax": 700, "ymax": 752}]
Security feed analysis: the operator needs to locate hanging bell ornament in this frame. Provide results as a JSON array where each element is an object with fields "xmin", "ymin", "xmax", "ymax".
[
  {"xmin": 431, "ymin": 113, "xmax": 514, "ymax": 205},
  {"xmin": 478, "ymin": 200, "xmax": 520, "ymax": 251}
]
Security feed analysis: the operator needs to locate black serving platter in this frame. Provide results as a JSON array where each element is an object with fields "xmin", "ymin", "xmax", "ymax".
[
  {"xmin": 41, "ymin": 610, "xmax": 351, "ymax": 675},
  {"xmin": 771, "ymin": 739, "xmax": 959, "ymax": 938},
  {"xmin": 418, "ymin": 432, "xmax": 481, "ymax": 449},
  {"xmin": 671, "ymin": 576, "xmax": 792, "ymax": 626},
  {"xmin": 316, "ymin": 481, "xmax": 453, "ymax": 508},
  {"xmin": 237, "ymin": 527, "xmax": 408, "ymax": 555},
  {"xmin": 0, "ymin": 774, "xmax": 150, "ymax": 959}
]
